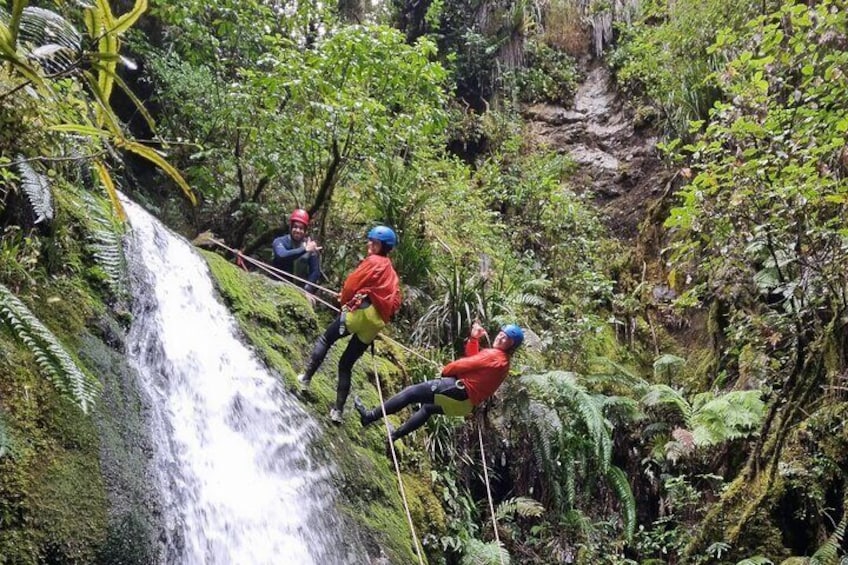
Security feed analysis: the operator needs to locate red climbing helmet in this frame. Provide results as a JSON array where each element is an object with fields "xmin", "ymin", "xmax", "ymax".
[{"xmin": 289, "ymin": 209, "xmax": 310, "ymax": 227}]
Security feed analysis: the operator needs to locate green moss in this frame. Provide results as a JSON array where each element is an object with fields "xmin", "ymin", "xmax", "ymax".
[{"xmin": 0, "ymin": 333, "xmax": 109, "ymax": 564}]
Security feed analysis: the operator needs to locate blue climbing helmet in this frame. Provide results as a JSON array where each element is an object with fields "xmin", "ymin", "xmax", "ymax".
[
  {"xmin": 501, "ymin": 324, "xmax": 524, "ymax": 349},
  {"xmin": 367, "ymin": 225, "xmax": 397, "ymax": 252}
]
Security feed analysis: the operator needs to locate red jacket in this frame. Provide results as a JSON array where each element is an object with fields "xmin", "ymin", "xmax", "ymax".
[
  {"xmin": 340, "ymin": 254, "xmax": 401, "ymax": 323},
  {"xmin": 441, "ymin": 338, "xmax": 511, "ymax": 405}
]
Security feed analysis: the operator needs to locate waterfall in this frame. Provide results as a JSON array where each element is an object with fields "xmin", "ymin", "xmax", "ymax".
[{"xmin": 123, "ymin": 199, "xmax": 362, "ymax": 564}]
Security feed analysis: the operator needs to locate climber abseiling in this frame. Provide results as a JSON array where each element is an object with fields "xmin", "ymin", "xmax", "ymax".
[
  {"xmin": 355, "ymin": 320, "xmax": 524, "ymax": 442},
  {"xmin": 297, "ymin": 225, "xmax": 402, "ymax": 424}
]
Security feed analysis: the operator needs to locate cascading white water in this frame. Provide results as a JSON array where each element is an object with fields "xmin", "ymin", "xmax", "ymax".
[{"xmin": 123, "ymin": 199, "xmax": 362, "ymax": 564}]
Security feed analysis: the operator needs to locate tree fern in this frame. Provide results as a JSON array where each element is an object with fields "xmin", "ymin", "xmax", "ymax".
[
  {"xmin": 461, "ymin": 539, "xmax": 510, "ymax": 565},
  {"xmin": 0, "ymin": 283, "xmax": 99, "ymax": 412},
  {"xmin": 517, "ymin": 370, "xmax": 635, "ymax": 534},
  {"xmin": 16, "ymin": 159, "xmax": 53, "ymax": 224}
]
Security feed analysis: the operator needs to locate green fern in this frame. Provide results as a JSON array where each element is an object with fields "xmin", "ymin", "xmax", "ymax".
[
  {"xmin": 810, "ymin": 501, "xmax": 846, "ymax": 565},
  {"xmin": 606, "ymin": 465, "xmax": 636, "ymax": 540},
  {"xmin": 461, "ymin": 538, "xmax": 510, "ymax": 565},
  {"xmin": 79, "ymin": 190, "xmax": 128, "ymax": 300},
  {"xmin": 495, "ymin": 496, "xmax": 544, "ymax": 521},
  {"xmin": 0, "ymin": 282, "xmax": 99, "ymax": 412},
  {"xmin": 16, "ymin": 159, "xmax": 53, "ymax": 224}
]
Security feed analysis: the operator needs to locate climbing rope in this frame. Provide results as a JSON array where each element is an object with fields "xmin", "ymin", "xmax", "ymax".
[
  {"xmin": 372, "ymin": 347, "xmax": 426, "ymax": 565},
  {"xmin": 194, "ymin": 233, "xmax": 340, "ymax": 298},
  {"xmin": 196, "ymin": 233, "xmax": 442, "ymax": 369},
  {"xmin": 197, "ymin": 233, "xmax": 501, "ymax": 557},
  {"xmin": 478, "ymin": 423, "xmax": 505, "ymax": 565}
]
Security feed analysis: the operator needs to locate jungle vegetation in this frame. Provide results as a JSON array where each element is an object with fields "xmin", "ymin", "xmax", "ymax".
[{"xmin": 1, "ymin": 0, "xmax": 846, "ymax": 563}]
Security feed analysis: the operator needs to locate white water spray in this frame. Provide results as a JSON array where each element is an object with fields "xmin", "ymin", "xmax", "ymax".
[{"xmin": 123, "ymin": 199, "xmax": 361, "ymax": 564}]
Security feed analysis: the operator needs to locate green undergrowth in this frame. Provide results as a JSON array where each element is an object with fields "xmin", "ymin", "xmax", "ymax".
[{"xmin": 204, "ymin": 252, "xmax": 447, "ymax": 563}]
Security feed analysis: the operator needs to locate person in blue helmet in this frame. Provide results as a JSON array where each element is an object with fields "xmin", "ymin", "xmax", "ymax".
[
  {"xmin": 354, "ymin": 321, "xmax": 524, "ymax": 442},
  {"xmin": 297, "ymin": 225, "xmax": 402, "ymax": 424},
  {"xmin": 271, "ymin": 209, "xmax": 321, "ymax": 294}
]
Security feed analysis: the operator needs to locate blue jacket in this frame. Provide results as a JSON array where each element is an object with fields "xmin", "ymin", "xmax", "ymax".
[{"xmin": 271, "ymin": 235, "xmax": 320, "ymax": 293}]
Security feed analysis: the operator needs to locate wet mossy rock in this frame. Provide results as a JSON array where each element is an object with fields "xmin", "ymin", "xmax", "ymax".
[
  {"xmin": 0, "ymin": 272, "xmax": 160, "ymax": 564},
  {"xmin": 203, "ymin": 253, "xmax": 445, "ymax": 563}
]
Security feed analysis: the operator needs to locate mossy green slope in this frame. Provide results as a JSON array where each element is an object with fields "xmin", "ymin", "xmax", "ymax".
[{"xmin": 205, "ymin": 251, "xmax": 447, "ymax": 563}]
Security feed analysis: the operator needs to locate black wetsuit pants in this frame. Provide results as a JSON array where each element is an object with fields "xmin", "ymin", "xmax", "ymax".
[
  {"xmin": 364, "ymin": 378, "xmax": 469, "ymax": 441},
  {"xmin": 303, "ymin": 315, "xmax": 369, "ymax": 412}
]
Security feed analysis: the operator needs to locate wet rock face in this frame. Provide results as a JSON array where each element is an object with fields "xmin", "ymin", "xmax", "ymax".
[{"xmin": 523, "ymin": 64, "xmax": 665, "ymax": 239}]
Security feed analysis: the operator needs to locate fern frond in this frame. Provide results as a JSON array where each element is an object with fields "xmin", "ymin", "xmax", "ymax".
[
  {"xmin": 18, "ymin": 6, "xmax": 81, "ymax": 74},
  {"xmin": 16, "ymin": 159, "xmax": 53, "ymax": 224},
  {"xmin": 606, "ymin": 465, "xmax": 636, "ymax": 540},
  {"xmin": 0, "ymin": 283, "xmax": 99, "ymax": 412},
  {"xmin": 79, "ymin": 189, "xmax": 128, "ymax": 300},
  {"xmin": 495, "ymin": 496, "xmax": 544, "ymax": 520},
  {"xmin": 810, "ymin": 500, "xmax": 846, "ymax": 565},
  {"xmin": 641, "ymin": 384, "xmax": 692, "ymax": 420},
  {"xmin": 461, "ymin": 539, "xmax": 511, "ymax": 565},
  {"xmin": 690, "ymin": 390, "xmax": 764, "ymax": 447}
]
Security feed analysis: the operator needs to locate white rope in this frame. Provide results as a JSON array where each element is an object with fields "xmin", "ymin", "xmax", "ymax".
[
  {"xmin": 478, "ymin": 424, "xmax": 505, "ymax": 565},
  {"xmin": 201, "ymin": 236, "xmax": 443, "ymax": 369},
  {"xmin": 372, "ymin": 348, "xmax": 426, "ymax": 565}
]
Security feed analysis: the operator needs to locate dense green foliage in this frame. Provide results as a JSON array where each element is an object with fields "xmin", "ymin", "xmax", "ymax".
[{"xmin": 3, "ymin": 0, "xmax": 848, "ymax": 562}]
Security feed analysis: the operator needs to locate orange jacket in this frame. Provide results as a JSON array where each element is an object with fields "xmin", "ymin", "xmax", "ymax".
[
  {"xmin": 340, "ymin": 254, "xmax": 401, "ymax": 323},
  {"xmin": 441, "ymin": 337, "xmax": 511, "ymax": 405}
]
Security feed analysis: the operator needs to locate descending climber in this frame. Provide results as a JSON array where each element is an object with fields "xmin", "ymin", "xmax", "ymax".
[
  {"xmin": 271, "ymin": 209, "xmax": 321, "ymax": 294},
  {"xmin": 354, "ymin": 321, "xmax": 524, "ymax": 442},
  {"xmin": 297, "ymin": 225, "xmax": 402, "ymax": 424}
]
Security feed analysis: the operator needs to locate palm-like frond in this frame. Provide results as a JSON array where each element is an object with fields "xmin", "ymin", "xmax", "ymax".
[
  {"xmin": 16, "ymin": 159, "xmax": 53, "ymax": 224},
  {"xmin": 0, "ymin": 282, "xmax": 99, "ymax": 412},
  {"xmin": 461, "ymin": 539, "xmax": 510, "ymax": 565}
]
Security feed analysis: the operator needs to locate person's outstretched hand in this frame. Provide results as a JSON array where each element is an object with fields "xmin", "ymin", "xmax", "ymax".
[
  {"xmin": 305, "ymin": 238, "xmax": 322, "ymax": 254},
  {"xmin": 470, "ymin": 320, "xmax": 488, "ymax": 340}
]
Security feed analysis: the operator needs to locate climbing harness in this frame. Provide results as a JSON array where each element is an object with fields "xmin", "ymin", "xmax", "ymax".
[{"xmin": 372, "ymin": 345, "xmax": 426, "ymax": 565}]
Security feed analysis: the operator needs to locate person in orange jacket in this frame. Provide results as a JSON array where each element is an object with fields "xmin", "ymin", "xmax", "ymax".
[
  {"xmin": 354, "ymin": 321, "xmax": 524, "ymax": 441},
  {"xmin": 297, "ymin": 226, "xmax": 402, "ymax": 424}
]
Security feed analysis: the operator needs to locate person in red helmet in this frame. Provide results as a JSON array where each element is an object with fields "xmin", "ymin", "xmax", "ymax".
[
  {"xmin": 297, "ymin": 226, "xmax": 402, "ymax": 424},
  {"xmin": 354, "ymin": 321, "xmax": 524, "ymax": 442},
  {"xmin": 271, "ymin": 209, "xmax": 321, "ymax": 294}
]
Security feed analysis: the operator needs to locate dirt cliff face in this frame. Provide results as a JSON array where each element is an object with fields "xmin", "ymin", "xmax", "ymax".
[{"xmin": 523, "ymin": 64, "xmax": 669, "ymax": 240}]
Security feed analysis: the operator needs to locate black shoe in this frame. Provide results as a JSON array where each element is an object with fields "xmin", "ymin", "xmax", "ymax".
[{"xmin": 354, "ymin": 396, "xmax": 373, "ymax": 428}]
